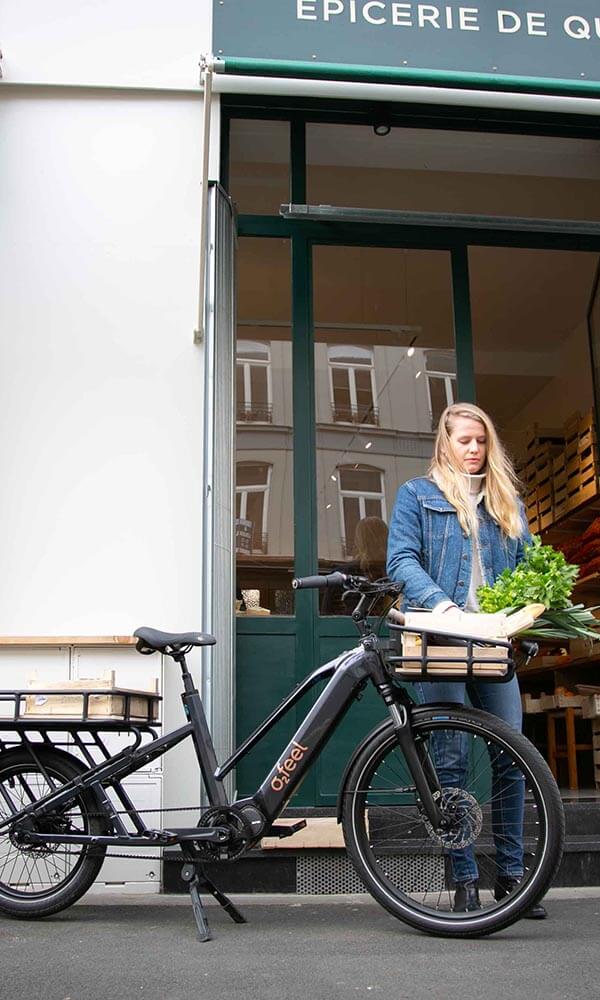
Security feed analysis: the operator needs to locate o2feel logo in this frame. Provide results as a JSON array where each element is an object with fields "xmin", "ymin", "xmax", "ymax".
[{"xmin": 270, "ymin": 740, "xmax": 309, "ymax": 792}]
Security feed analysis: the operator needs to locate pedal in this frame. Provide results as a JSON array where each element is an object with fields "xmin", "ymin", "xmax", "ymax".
[
  {"xmin": 144, "ymin": 829, "xmax": 179, "ymax": 845},
  {"xmin": 268, "ymin": 819, "xmax": 307, "ymax": 839}
]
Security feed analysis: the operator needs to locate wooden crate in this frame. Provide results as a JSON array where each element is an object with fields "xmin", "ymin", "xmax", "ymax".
[
  {"xmin": 525, "ymin": 490, "xmax": 539, "ymax": 532},
  {"xmin": 563, "ymin": 411, "xmax": 581, "ymax": 458},
  {"xmin": 578, "ymin": 410, "xmax": 597, "ymax": 453},
  {"xmin": 394, "ymin": 633, "xmax": 509, "ymax": 678},
  {"xmin": 562, "ymin": 440, "xmax": 599, "ymax": 512},
  {"xmin": 521, "ymin": 459, "xmax": 538, "ymax": 486},
  {"xmin": 582, "ymin": 693, "xmax": 600, "ymax": 719},
  {"xmin": 23, "ymin": 674, "xmax": 160, "ymax": 721},
  {"xmin": 526, "ymin": 424, "xmax": 564, "ymax": 458},
  {"xmin": 522, "ymin": 693, "xmax": 543, "ymax": 714}
]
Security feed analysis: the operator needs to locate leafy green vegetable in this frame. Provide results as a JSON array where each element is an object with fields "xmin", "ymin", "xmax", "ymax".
[
  {"xmin": 477, "ymin": 535, "xmax": 578, "ymax": 612},
  {"xmin": 477, "ymin": 535, "xmax": 600, "ymax": 641}
]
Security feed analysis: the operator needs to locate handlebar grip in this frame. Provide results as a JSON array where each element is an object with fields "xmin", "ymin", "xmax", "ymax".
[
  {"xmin": 519, "ymin": 639, "xmax": 539, "ymax": 660},
  {"xmin": 292, "ymin": 572, "xmax": 347, "ymax": 590},
  {"xmin": 387, "ymin": 607, "xmax": 405, "ymax": 626}
]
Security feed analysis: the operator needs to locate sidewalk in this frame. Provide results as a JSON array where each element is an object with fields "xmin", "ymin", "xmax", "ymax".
[{"xmin": 1, "ymin": 890, "xmax": 599, "ymax": 1000}]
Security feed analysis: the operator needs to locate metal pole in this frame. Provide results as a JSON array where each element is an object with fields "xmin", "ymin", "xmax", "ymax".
[{"xmin": 194, "ymin": 55, "xmax": 214, "ymax": 345}]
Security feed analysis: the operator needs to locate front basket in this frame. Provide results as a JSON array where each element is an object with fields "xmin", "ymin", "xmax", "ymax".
[{"xmin": 385, "ymin": 622, "xmax": 515, "ymax": 682}]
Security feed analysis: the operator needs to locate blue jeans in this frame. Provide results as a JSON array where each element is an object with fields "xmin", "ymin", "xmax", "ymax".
[{"xmin": 414, "ymin": 675, "xmax": 525, "ymax": 884}]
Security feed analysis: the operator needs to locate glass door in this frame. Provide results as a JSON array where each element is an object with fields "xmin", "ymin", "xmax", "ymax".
[{"xmin": 312, "ymin": 243, "xmax": 459, "ymax": 803}]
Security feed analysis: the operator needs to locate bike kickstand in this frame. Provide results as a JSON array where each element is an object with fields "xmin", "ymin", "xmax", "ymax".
[
  {"xmin": 181, "ymin": 863, "xmax": 212, "ymax": 942},
  {"xmin": 200, "ymin": 871, "xmax": 247, "ymax": 925}
]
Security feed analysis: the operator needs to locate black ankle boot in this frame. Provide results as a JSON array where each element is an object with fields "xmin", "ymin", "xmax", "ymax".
[
  {"xmin": 453, "ymin": 879, "xmax": 481, "ymax": 912},
  {"xmin": 494, "ymin": 876, "xmax": 547, "ymax": 920}
]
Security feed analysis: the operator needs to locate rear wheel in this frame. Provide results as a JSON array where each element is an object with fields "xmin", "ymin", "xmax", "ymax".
[
  {"xmin": 0, "ymin": 748, "xmax": 107, "ymax": 918},
  {"xmin": 342, "ymin": 706, "xmax": 564, "ymax": 937}
]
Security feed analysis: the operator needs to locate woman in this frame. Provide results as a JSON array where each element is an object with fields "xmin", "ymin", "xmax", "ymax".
[{"xmin": 386, "ymin": 402, "xmax": 546, "ymax": 919}]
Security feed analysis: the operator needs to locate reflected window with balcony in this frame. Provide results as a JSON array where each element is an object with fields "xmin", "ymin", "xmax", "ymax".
[
  {"xmin": 425, "ymin": 349, "xmax": 457, "ymax": 430},
  {"xmin": 338, "ymin": 464, "xmax": 386, "ymax": 558},
  {"xmin": 328, "ymin": 345, "xmax": 378, "ymax": 426},
  {"xmin": 236, "ymin": 461, "xmax": 271, "ymax": 554},
  {"xmin": 236, "ymin": 340, "xmax": 272, "ymax": 423}
]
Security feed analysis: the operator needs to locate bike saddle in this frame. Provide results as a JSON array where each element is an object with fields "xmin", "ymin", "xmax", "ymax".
[{"xmin": 134, "ymin": 627, "xmax": 216, "ymax": 654}]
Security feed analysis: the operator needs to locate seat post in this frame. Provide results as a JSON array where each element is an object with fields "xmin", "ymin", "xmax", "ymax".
[
  {"xmin": 176, "ymin": 652, "xmax": 196, "ymax": 694},
  {"xmin": 175, "ymin": 651, "xmax": 228, "ymax": 808}
]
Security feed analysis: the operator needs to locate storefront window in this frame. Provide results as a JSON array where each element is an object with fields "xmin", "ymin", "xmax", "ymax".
[
  {"xmin": 236, "ymin": 238, "xmax": 294, "ymax": 615},
  {"xmin": 313, "ymin": 245, "xmax": 456, "ymax": 611},
  {"xmin": 470, "ymin": 246, "xmax": 598, "ymax": 463},
  {"xmin": 306, "ymin": 125, "xmax": 600, "ymax": 221},
  {"xmin": 228, "ymin": 119, "xmax": 290, "ymax": 215}
]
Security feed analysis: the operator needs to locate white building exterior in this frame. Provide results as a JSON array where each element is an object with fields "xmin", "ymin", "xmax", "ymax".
[{"xmin": 0, "ymin": 0, "xmax": 219, "ymax": 889}]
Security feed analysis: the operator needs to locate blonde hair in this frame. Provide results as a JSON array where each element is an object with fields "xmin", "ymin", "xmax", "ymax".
[
  {"xmin": 429, "ymin": 403, "xmax": 523, "ymax": 538},
  {"xmin": 354, "ymin": 516, "xmax": 389, "ymax": 577}
]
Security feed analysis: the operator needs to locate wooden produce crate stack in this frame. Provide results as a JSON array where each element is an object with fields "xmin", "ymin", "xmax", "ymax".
[
  {"xmin": 520, "ymin": 425, "xmax": 564, "ymax": 533},
  {"xmin": 559, "ymin": 410, "xmax": 599, "ymax": 516}
]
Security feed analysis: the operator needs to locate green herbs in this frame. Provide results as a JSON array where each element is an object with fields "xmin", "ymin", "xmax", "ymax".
[
  {"xmin": 477, "ymin": 535, "xmax": 600, "ymax": 641},
  {"xmin": 517, "ymin": 605, "xmax": 600, "ymax": 642},
  {"xmin": 477, "ymin": 535, "xmax": 578, "ymax": 613}
]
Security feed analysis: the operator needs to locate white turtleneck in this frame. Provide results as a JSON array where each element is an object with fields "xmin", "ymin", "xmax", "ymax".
[
  {"xmin": 463, "ymin": 472, "xmax": 486, "ymax": 612},
  {"xmin": 434, "ymin": 470, "xmax": 486, "ymax": 615}
]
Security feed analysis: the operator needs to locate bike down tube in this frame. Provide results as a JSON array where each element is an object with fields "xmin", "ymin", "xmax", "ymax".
[{"xmin": 250, "ymin": 646, "xmax": 373, "ymax": 823}]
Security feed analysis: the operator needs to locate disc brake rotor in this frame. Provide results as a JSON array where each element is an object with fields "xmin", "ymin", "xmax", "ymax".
[{"xmin": 423, "ymin": 787, "xmax": 484, "ymax": 850}]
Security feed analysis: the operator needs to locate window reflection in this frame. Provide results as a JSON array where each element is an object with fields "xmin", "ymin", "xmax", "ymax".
[
  {"xmin": 235, "ymin": 462, "xmax": 271, "ymax": 554},
  {"xmin": 235, "ymin": 239, "xmax": 294, "ymax": 616},
  {"xmin": 236, "ymin": 341, "xmax": 272, "ymax": 423},
  {"xmin": 314, "ymin": 245, "xmax": 456, "ymax": 611},
  {"xmin": 338, "ymin": 464, "xmax": 386, "ymax": 555},
  {"xmin": 329, "ymin": 346, "xmax": 378, "ymax": 426},
  {"xmin": 425, "ymin": 349, "xmax": 457, "ymax": 430}
]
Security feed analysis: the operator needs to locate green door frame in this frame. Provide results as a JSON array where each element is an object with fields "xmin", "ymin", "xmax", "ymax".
[{"xmin": 231, "ymin": 111, "xmax": 600, "ymax": 805}]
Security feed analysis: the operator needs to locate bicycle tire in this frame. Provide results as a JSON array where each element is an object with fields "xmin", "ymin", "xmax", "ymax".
[
  {"xmin": 341, "ymin": 705, "xmax": 564, "ymax": 937},
  {"xmin": 0, "ymin": 747, "xmax": 108, "ymax": 918}
]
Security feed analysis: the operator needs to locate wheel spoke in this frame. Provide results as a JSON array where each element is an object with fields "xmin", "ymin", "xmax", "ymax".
[
  {"xmin": 342, "ymin": 708, "xmax": 562, "ymax": 933},
  {"xmin": 0, "ymin": 754, "xmax": 105, "ymax": 907}
]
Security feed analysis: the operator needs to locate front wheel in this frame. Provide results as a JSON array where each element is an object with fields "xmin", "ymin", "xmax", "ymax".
[
  {"xmin": 0, "ymin": 748, "xmax": 107, "ymax": 918},
  {"xmin": 341, "ymin": 706, "xmax": 564, "ymax": 937}
]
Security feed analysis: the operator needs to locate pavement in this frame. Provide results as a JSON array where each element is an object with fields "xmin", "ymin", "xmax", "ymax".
[{"xmin": 1, "ymin": 889, "xmax": 599, "ymax": 1000}]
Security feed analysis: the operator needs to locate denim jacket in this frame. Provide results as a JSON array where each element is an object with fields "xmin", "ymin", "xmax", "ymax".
[{"xmin": 386, "ymin": 477, "xmax": 531, "ymax": 610}]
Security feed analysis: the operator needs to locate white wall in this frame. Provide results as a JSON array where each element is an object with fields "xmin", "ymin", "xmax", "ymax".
[
  {"xmin": 0, "ymin": 91, "xmax": 210, "ymax": 635},
  {"xmin": 0, "ymin": 0, "xmax": 212, "ymax": 88}
]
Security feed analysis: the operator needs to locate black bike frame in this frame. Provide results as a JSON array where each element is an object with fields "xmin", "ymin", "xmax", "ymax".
[{"xmin": 0, "ymin": 636, "xmax": 413, "ymax": 845}]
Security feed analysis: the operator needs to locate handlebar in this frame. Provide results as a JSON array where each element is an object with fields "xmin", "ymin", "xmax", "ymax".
[{"xmin": 292, "ymin": 572, "xmax": 349, "ymax": 590}]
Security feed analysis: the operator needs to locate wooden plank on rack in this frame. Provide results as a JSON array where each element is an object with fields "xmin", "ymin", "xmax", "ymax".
[{"xmin": 0, "ymin": 636, "xmax": 136, "ymax": 647}]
